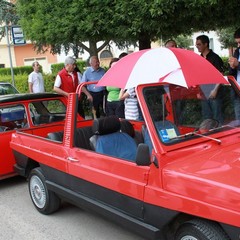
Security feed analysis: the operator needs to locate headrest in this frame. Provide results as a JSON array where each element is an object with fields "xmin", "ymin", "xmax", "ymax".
[
  {"xmin": 120, "ymin": 119, "xmax": 135, "ymax": 138},
  {"xmin": 92, "ymin": 116, "xmax": 121, "ymax": 135}
]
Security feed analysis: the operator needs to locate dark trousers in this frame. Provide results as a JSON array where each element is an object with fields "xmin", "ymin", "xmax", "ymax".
[
  {"xmin": 90, "ymin": 91, "xmax": 104, "ymax": 118},
  {"xmin": 106, "ymin": 100, "xmax": 125, "ymax": 118},
  {"xmin": 78, "ymin": 100, "xmax": 85, "ymax": 118},
  {"xmin": 201, "ymin": 98, "xmax": 223, "ymax": 124}
]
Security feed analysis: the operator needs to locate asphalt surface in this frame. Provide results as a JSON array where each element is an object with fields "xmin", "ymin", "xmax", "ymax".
[{"xmin": 0, "ymin": 176, "xmax": 145, "ymax": 240}]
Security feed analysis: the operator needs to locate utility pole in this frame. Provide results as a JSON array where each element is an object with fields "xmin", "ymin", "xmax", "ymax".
[
  {"xmin": 5, "ymin": 24, "xmax": 15, "ymax": 86},
  {"xmin": 0, "ymin": 0, "xmax": 19, "ymax": 87}
]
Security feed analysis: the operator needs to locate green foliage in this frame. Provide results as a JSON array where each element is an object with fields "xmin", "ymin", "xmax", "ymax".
[
  {"xmin": 0, "ymin": 66, "xmax": 33, "ymax": 75},
  {"xmin": 51, "ymin": 63, "xmax": 64, "ymax": 76},
  {"xmin": 0, "ymin": 73, "xmax": 55, "ymax": 93},
  {"xmin": 16, "ymin": 0, "xmax": 240, "ymax": 55},
  {"xmin": 0, "ymin": 60, "xmax": 87, "ymax": 93},
  {"xmin": 51, "ymin": 60, "xmax": 87, "ymax": 76},
  {"xmin": 175, "ymin": 35, "xmax": 193, "ymax": 49},
  {"xmin": 43, "ymin": 74, "xmax": 55, "ymax": 92},
  {"xmin": 0, "ymin": 74, "xmax": 28, "ymax": 93},
  {"xmin": 217, "ymin": 27, "xmax": 237, "ymax": 49},
  {"xmin": 76, "ymin": 61, "xmax": 88, "ymax": 73},
  {"xmin": 222, "ymin": 57, "xmax": 230, "ymax": 75},
  {"xmin": 16, "ymin": 0, "xmax": 111, "ymax": 56},
  {"xmin": 0, "ymin": 0, "xmax": 19, "ymax": 25}
]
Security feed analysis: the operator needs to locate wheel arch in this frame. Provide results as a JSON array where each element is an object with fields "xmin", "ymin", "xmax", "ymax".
[
  {"xmin": 165, "ymin": 213, "xmax": 232, "ymax": 240},
  {"xmin": 25, "ymin": 158, "xmax": 40, "ymax": 179}
]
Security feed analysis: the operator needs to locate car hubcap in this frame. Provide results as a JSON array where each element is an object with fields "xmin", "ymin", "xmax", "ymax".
[
  {"xmin": 180, "ymin": 236, "xmax": 198, "ymax": 240},
  {"xmin": 30, "ymin": 175, "xmax": 46, "ymax": 209}
]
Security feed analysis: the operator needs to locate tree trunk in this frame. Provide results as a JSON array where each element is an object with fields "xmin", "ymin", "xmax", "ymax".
[
  {"xmin": 78, "ymin": 40, "xmax": 110, "ymax": 58},
  {"xmin": 89, "ymin": 40, "xmax": 98, "ymax": 56},
  {"xmin": 138, "ymin": 33, "xmax": 151, "ymax": 50}
]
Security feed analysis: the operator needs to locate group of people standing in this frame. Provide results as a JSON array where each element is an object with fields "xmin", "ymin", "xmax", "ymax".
[
  {"xmin": 105, "ymin": 54, "xmax": 141, "ymax": 121},
  {"xmin": 194, "ymin": 29, "xmax": 240, "ymax": 124},
  {"xmin": 166, "ymin": 29, "xmax": 240, "ymax": 125},
  {"xmin": 28, "ymin": 28, "xmax": 240, "ymax": 122},
  {"xmin": 28, "ymin": 52, "xmax": 139, "ymax": 120}
]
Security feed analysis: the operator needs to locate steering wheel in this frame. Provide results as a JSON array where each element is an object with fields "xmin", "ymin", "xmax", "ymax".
[{"xmin": 196, "ymin": 119, "xmax": 219, "ymax": 134}]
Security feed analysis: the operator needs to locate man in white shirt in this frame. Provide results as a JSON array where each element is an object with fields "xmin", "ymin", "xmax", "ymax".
[{"xmin": 28, "ymin": 61, "xmax": 45, "ymax": 93}]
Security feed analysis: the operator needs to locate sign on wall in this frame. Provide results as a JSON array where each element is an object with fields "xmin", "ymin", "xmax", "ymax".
[{"xmin": 11, "ymin": 26, "xmax": 26, "ymax": 45}]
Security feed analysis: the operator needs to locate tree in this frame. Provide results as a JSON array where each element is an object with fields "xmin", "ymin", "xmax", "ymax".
[
  {"xmin": 112, "ymin": 0, "xmax": 240, "ymax": 49},
  {"xmin": 0, "ymin": 0, "xmax": 19, "ymax": 40},
  {"xmin": 16, "ymin": 0, "xmax": 115, "ymax": 57},
  {"xmin": 0, "ymin": 0, "xmax": 19, "ymax": 24},
  {"xmin": 217, "ymin": 27, "xmax": 238, "ymax": 56},
  {"xmin": 16, "ymin": 0, "xmax": 240, "ymax": 56},
  {"xmin": 175, "ymin": 35, "xmax": 193, "ymax": 49}
]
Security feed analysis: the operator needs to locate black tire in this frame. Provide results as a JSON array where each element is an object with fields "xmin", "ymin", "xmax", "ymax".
[
  {"xmin": 28, "ymin": 167, "xmax": 61, "ymax": 215},
  {"xmin": 175, "ymin": 219, "xmax": 230, "ymax": 240}
]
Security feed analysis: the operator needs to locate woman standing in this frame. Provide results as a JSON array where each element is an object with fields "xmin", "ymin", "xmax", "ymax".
[
  {"xmin": 119, "ymin": 87, "xmax": 139, "ymax": 120},
  {"xmin": 105, "ymin": 58, "xmax": 125, "ymax": 118}
]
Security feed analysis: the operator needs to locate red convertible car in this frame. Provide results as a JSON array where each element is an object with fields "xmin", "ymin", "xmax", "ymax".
[
  {"xmin": 10, "ymin": 77, "xmax": 240, "ymax": 240},
  {"xmin": 0, "ymin": 93, "xmax": 68, "ymax": 180}
]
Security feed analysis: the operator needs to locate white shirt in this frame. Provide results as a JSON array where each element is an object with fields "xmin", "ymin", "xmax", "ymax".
[
  {"xmin": 28, "ymin": 71, "xmax": 45, "ymax": 93},
  {"xmin": 124, "ymin": 88, "xmax": 139, "ymax": 120}
]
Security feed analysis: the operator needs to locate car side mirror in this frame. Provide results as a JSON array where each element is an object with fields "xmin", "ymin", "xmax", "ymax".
[{"xmin": 136, "ymin": 143, "xmax": 151, "ymax": 166}]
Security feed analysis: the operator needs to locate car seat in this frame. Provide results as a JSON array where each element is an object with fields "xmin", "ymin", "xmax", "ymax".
[
  {"xmin": 34, "ymin": 115, "xmax": 50, "ymax": 125},
  {"xmin": 120, "ymin": 119, "xmax": 143, "ymax": 145},
  {"xmin": 90, "ymin": 116, "xmax": 137, "ymax": 161}
]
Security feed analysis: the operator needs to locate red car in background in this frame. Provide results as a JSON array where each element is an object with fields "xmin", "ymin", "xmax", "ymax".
[
  {"xmin": 0, "ymin": 93, "xmax": 68, "ymax": 180},
  {"xmin": 0, "ymin": 82, "xmax": 19, "ymax": 95}
]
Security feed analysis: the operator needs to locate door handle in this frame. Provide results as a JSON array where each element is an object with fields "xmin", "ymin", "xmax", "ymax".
[{"xmin": 67, "ymin": 157, "xmax": 79, "ymax": 162}]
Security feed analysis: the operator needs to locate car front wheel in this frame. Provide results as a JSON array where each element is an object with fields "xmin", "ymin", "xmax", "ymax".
[
  {"xmin": 175, "ymin": 219, "xmax": 230, "ymax": 240},
  {"xmin": 28, "ymin": 167, "xmax": 61, "ymax": 215}
]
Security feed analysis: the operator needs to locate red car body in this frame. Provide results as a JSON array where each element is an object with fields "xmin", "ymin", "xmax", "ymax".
[
  {"xmin": 0, "ymin": 93, "xmax": 69, "ymax": 180},
  {"xmin": 10, "ymin": 78, "xmax": 240, "ymax": 239}
]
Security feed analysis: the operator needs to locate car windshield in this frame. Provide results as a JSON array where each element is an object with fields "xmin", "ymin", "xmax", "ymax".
[
  {"xmin": 0, "ymin": 83, "xmax": 19, "ymax": 95},
  {"xmin": 29, "ymin": 99, "xmax": 66, "ymax": 125},
  {"xmin": 143, "ymin": 83, "xmax": 238, "ymax": 144}
]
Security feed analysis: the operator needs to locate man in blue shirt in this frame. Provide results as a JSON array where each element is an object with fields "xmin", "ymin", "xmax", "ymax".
[{"xmin": 82, "ymin": 56, "xmax": 105, "ymax": 119}]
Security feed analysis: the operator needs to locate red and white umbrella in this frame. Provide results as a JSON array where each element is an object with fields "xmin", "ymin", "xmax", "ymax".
[{"xmin": 97, "ymin": 47, "xmax": 228, "ymax": 88}]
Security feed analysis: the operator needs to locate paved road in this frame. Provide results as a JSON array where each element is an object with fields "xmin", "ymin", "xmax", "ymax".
[{"xmin": 0, "ymin": 176, "xmax": 145, "ymax": 240}]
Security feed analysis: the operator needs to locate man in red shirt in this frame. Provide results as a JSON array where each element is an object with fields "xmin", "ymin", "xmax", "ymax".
[{"xmin": 54, "ymin": 56, "xmax": 92, "ymax": 118}]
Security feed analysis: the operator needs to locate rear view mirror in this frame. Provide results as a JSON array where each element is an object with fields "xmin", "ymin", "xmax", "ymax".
[{"xmin": 136, "ymin": 143, "xmax": 151, "ymax": 166}]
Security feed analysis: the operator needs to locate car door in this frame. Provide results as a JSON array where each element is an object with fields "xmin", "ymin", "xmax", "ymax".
[
  {"xmin": 0, "ymin": 104, "xmax": 29, "ymax": 178},
  {"xmin": 67, "ymin": 147, "xmax": 149, "ymax": 219}
]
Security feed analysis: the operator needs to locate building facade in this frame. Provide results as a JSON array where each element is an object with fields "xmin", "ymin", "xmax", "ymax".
[{"xmin": 0, "ymin": 26, "xmax": 57, "ymax": 73}]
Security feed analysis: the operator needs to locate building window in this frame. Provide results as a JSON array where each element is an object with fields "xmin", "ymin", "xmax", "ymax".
[
  {"xmin": 100, "ymin": 50, "xmax": 113, "ymax": 59},
  {"xmin": 0, "ymin": 64, "xmax": 5, "ymax": 68},
  {"xmin": 209, "ymin": 38, "xmax": 214, "ymax": 51}
]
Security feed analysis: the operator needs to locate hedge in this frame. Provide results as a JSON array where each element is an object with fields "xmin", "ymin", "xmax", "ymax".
[
  {"xmin": 0, "ymin": 74, "xmax": 55, "ymax": 93},
  {"xmin": 0, "ymin": 66, "xmax": 33, "ymax": 75},
  {"xmin": 51, "ymin": 60, "xmax": 87, "ymax": 76},
  {"xmin": 0, "ymin": 60, "xmax": 88, "ymax": 93}
]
